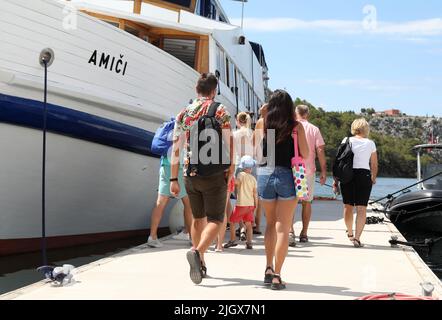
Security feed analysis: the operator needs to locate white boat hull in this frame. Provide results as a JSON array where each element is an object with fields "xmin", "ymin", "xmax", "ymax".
[
  {"xmin": 0, "ymin": 122, "xmax": 168, "ymax": 255},
  {"xmin": 0, "ymin": 0, "xmax": 239, "ymax": 255}
]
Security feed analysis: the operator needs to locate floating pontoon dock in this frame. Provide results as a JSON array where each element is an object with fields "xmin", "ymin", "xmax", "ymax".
[{"xmin": 1, "ymin": 201, "xmax": 441, "ymax": 300}]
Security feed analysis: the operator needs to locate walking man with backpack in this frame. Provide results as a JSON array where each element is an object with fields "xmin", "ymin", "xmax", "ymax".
[{"xmin": 170, "ymin": 73, "xmax": 235, "ymax": 284}]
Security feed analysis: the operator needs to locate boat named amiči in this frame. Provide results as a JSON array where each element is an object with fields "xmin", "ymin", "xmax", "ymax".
[{"xmin": 0, "ymin": 0, "xmax": 269, "ymax": 255}]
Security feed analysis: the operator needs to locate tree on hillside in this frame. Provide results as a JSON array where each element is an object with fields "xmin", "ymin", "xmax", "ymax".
[{"xmin": 366, "ymin": 108, "xmax": 376, "ymax": 115}]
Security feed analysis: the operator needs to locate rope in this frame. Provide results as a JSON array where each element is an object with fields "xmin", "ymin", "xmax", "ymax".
[
  {"xmin": 389, "ymin": 236, "xmax": 442, "ymax": 254},
  {"xmin": 315, "ymin": 179, "xmax": 341, "ymax": 197},
  {"xmin": 369, "ymin": 171, "xmax": 442, "ymax": 205},
  {"xmin": 366, "ymin": 216, "xmax": 384, "ymax": 225},
  {"xmin": 315, "ymin": 179, "xmax": 334, "ymax": 189}
]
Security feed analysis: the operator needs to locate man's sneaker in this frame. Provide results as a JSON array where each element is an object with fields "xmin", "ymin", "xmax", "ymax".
[
  {"xmin": 289, "ymin": 233, "xmax": 296, "ymax": 247},
  {"xmin": 147, "ymin": 236, "xmax": 164, "ymax": 248},
  {"xmin": 172, "ymin": 231, "xmax": 190, "ymax": 241},
  {"xmin": 186, "ymin": 250, "xmax": 203, "ymax": 284}
]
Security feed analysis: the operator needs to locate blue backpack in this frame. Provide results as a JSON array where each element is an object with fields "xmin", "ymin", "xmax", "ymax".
[{"xmin": 151, "ymin": 118, "xmax": 175, "ymax": 156}]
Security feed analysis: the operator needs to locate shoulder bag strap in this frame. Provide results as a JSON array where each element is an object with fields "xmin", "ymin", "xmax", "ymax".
[
  {"xmin": 346, "ymin": 136, "xmax": 352, "ymax": 148},
  {"xmin": 293, "ymin": 126, "xmax": 299, "ymax": 159}
]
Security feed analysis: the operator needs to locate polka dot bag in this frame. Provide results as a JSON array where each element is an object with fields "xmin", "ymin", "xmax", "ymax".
[{"xmin": 291, "ymin": 128, "xmax": 310, "ymax": 201}]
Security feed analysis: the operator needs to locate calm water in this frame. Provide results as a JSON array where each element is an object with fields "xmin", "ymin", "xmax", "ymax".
[
  {"xmin": 1, "ymin": 177, "xmax": 440, "ymax": 296},
  {"xmin": 315, "ymin": 176, "xmax": 417, "ymax": 199}
]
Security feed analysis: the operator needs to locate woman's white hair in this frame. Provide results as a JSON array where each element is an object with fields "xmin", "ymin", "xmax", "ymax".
[{"xmin": 351, "ymin": 118, "xmax": 370, "ymax": 137}]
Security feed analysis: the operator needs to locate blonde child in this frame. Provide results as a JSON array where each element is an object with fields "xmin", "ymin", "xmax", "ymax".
[{"xmin": 224, "ymin": 156, "xmax": 258, "ymax": 249}]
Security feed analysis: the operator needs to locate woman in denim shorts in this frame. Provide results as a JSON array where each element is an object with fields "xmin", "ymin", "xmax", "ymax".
[{"xmin": 254, "ymin": 90, "xmax": 309, "ymax": 290}]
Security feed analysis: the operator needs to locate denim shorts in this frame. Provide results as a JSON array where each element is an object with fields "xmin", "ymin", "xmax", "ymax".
[{"xmin": 257, "ymin": 166, "xmax": 297, "ymax": 201}]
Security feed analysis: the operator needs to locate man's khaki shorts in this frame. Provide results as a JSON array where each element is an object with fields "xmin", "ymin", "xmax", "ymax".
[{"xmin": 184, "ymin": 172, "xmax": 227, "ymax": 223}]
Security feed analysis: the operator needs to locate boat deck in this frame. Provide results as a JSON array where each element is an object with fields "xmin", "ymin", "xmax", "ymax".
[{"xmin": 2, "ymin": 201, "xmax": 441, "ymax": 300}]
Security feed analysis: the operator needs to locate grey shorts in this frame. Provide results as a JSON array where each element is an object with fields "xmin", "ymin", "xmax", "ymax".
[{"xmin": 184, "ymin": 172, "xmax": 227, "ymax": 223}]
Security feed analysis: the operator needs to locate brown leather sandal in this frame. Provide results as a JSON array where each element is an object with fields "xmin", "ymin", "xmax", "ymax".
[
  {"xmin": 264, "ymin": 266, "xmax": 274, "ymax": 285},
  {"xmin": 271, "ymin": 274, "xmax": 286, "ymax": 290}
]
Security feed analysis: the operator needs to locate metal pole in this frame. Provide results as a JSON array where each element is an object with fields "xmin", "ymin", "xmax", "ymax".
[
  {"xmin": 417, "ymin": 151, "xmax": 422, "ymax": 189},
  {"xmin": 38, "ymin": 48, "xmax": 54, "ymax": 269},
  {"xmin": 42, "ymin": 60, "xmax": 48, "ymax": 267},
  {"xmin": 241, "ymin": 0, "xmax": 245, "ymax": 29}
]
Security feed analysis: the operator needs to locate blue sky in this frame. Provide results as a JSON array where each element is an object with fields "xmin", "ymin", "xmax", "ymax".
[{"xmin": 220, "ymin": 0, "xmax": 442, "ymax": 116}]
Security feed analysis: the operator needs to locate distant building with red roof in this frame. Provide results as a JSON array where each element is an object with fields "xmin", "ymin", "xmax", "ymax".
[{"xmin": 374, "ymin": 109, "xmax": 401, "ymax": 117}]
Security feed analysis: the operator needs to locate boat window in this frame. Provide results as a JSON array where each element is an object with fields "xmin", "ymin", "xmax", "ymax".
[
  {"xmin": 237, "ymin": 73, "xmax": 243, "ymax": 103},
  {"xmin": 198, "ymin": 0, "xmax": 217, "ymax": 19},
  {"xmin": 242, "ymin": 77, "xmax": 247, "ymax": 104},
  {"xmin": 103, "ymin": 20, "xmax": 119, "ymax": 28},
  {"xmin": 210, "ymin": 3, "xmax": 217, "ymax": 20},
  {"xmin": 216, "ymin": 45, "xmax": 226, "ymax": 84},
  {"xmin": 423, "ymin": 162, "xmax": 442, "ymax": 190},
  {"xmin": 225, "ymin": 58, "xmax": 231, "ymax": 88},
  {"xmin": 219, "ymin": 14, "xmax": 227, "ymax": 23},
  {"xmin": 234, "ymin": 68, "xmax": 239, "ymax": 96},
  {"xmin": 162, "ymin": 38, "xmax": 197, "ymax": 68},
  {"xmin": 229, "ymin": 62, "xmax": 235, "ymax": 92},
  {"xmin": 196, "ymin": 0, "xmax": 227, "ymax": 22},
  {"xmin": 215, "ymin": 46, "xmax": 221, "ymax": 74},
  {"xmin": 164, "ymin": 0, "xmax": 192, "ymax": 6},
  {"xmin": 214, "ymin": 43, "xmax": 262, "ymax": 108},
  {"xmin": 238, "ymin": 81, "xmax": 242, "ymax": 103},
  {"xmin": 249, "ymin": 87, "xmax": 253, "ymax": 110},
  {"xmin": 125, "ymin": 25, "xmax": 140, "ymax": 38},
  {"xmin": 152, "ymin": 39, "xmax": 161, "ymax": 47}
]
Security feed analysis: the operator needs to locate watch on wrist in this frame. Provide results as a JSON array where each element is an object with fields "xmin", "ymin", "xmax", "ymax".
[{"xmin": 170, "ymin": 178, "xmax": 178, "ymax": 182}]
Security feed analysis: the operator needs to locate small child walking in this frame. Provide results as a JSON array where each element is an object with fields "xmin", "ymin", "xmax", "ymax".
[{"xmin": 224, "ymin": 156, "xmax": 258, "ymax": 250}]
